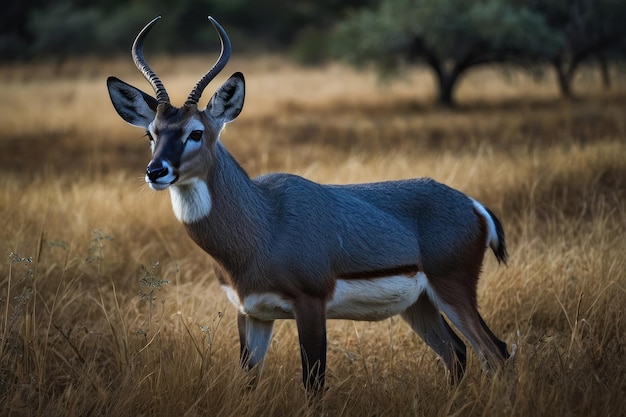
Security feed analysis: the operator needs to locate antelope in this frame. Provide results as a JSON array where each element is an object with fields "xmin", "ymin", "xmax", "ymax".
[{"xmin": 107, "ymin": 16, "xmax": 510, "ymax": 394}]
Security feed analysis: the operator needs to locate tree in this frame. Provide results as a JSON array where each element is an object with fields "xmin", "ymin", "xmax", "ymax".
[
  {"xmin": 333, "ymin": 0, "xmax": 558, "ymax": 106},
  {"xmin": 522, "ymin": 0, "xmax": 626, "ymax": 97}
]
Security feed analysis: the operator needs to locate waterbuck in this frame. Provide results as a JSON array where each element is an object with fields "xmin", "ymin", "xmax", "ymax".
[{"xmin": 107, "ymin": 16, "xmax": 509, "ymax": 394}]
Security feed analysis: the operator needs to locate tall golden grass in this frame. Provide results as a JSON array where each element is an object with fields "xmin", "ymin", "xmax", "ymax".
[{"xmin": 1, "ymin": 56, "xmax": 625, "ymax": 416}]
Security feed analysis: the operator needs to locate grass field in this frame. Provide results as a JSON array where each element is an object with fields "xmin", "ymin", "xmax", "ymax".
[{"xmin": 1, "ymin": 56, "xmax": 625, "ymax": 416}]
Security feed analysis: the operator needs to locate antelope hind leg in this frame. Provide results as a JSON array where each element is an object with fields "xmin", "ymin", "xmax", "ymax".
[{"xmin": 401, "ymin": 293, "xmax": 467, "ymax": 382}]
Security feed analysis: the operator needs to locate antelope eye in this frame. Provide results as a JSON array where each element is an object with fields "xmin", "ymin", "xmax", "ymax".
[
  {"xmin": 189, "ymin": 130, "xmax": 203, "ymax": 141},
  {"xmin": 146, "ymin": 131, "xmax": 154, "ymax": 142}
]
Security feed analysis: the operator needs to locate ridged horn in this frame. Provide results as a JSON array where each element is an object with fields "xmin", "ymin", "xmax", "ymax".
[
  {"xmin": 132, "ymin": 16, "xmax": 170, "ymax": 104},
  {"xmin": 186, "ymin": 16, "xmax": 232, "ymax": 106}
]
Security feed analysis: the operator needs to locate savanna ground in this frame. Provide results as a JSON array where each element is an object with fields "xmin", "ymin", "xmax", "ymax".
[{"xmin": 1, "ymin": 55, "xmax": 625, "ymax": 417}]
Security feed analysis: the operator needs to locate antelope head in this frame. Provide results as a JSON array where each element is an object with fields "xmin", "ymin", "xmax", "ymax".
[{"xmin": 106, "ymin": 16, "xmax": 245, "ymax": 192}]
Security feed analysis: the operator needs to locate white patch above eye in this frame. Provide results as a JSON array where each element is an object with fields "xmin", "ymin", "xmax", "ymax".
[
  {"xmin": 169, "ymin": 178, "xmax": 212, "ymax": 223},
  {"xmin": 184, "ymin": 120, "xmax": 205, "ymax": 139},
  {"xmin": 182, "ymin": 120, "xmax": 204, "ymax": 152}
]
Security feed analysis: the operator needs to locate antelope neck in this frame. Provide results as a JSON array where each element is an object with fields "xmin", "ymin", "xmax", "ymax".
[{"xmin": 179, "ymin": 141, "xmax": 270, "ymax": 272}]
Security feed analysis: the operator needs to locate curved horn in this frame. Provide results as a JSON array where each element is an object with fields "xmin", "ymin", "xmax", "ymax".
[
  {"xmin": 186, "ymin": 16, "xmax": 232, "ymax": 106},
  {"xmin": 132, "ymin": 16, "xmax": 170, "ymax": 104}
]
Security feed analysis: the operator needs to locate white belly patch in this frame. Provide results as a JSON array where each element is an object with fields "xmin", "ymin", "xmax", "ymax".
[{"xmin": 222, "ymin": 272, "xmax": 429, "ymax": 322}]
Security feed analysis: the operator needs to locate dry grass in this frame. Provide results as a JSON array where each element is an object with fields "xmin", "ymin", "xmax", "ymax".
[{"xmin": 1, "ymin": 56, "xmax": 625, "ymax": 417}]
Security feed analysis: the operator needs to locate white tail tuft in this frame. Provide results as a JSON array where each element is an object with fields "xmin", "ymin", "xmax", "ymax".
[{"xmin": 471, "ymin": 199, "xmax": 507, "ymax": 264}]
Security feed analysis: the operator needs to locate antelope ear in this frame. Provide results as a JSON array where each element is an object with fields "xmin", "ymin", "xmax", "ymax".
[
  {"xmin": 206, "ymin": 72, "xmax": 245, "ymax": 125},
  {"xmin": 107, "ymin": 76, "xmax": 158, "ymax": 128}
]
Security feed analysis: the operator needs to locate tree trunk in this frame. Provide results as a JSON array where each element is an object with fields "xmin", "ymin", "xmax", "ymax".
[
  {"xmin": 420, "ymin": 49, "xmax": 458, "ymax": 108},
  {"xmin": 598, "ymin": 55, "xmax": 611, "ymax": 90},
  {"xmin": 419, "ymin": 45, "xmax": 469, "ymax": 108},
  {"xmin": 554, "ymin": 61, "xmax": 573, "ymax": 98},
  {"xmin": 434, "ymin": 68, "xmax": 464, "ymax": 108},
  {"xmin": 437, "ymin": 74, "xmax": 455, "ymax": 107}
]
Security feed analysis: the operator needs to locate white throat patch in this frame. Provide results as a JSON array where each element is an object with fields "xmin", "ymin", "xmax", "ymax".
[{"xmin": 169, "ymin": 179, "xmax": 212, "ymax": 223}]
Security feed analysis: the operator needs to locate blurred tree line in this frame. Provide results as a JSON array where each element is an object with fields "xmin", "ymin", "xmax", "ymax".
[
  {"xmin": 334, "ymin": 0, "xmax": 626, "ymax": 105},
  {"xmin": 2, "ymin": 0, "xmax": 625, "ymax": 105},
  {"xmin": 0, "ymin": 0, "xmax": 371, "ymax": 60}
]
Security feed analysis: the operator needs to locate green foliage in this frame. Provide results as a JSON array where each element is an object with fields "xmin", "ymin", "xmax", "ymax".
[
  {"xmin": 466, "ymin": 1, "xmax": 561, "ymax": 58},
  {"xmin": 94, "ymin": 3, "xmax": 155, "ymax": 54},
  {"xmin": 0, "ymin": 0, "xmax": 371, "ymax": 61},
  {"xmin": 291, "ymin": 27, "xmax": 335, "ymax": 65},
  {"xmin": 517, "ymin": 0, "xmax": 626, "ymax": 59},
  {"xmin": 28, "ymin": 3, "xmax": 102, "ymax": 59},
  {"xmin": 24, "ymin": 2, "xmax": 157, "ymax": 60},
  {"xmin": 332, "ymin": 2, "xmax": 406, "ymax": 75}
]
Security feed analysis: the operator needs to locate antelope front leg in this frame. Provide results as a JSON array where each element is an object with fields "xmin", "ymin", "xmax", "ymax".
[
  {"xmin": 293, "ymin": 296, "xmax": 327, "ymax": 394},
  {"xmin": 238, "ymin": 314, "xmax": 274, "ymax": 387},
  {"xmin": 237, "ymin": 313, "xmax": 248, "ymax": 367}
]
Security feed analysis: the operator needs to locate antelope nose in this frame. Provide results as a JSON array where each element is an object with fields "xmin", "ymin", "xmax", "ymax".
[{"xmin": 146, "ymin": 164, "xmax": 168, "ymax": 182}]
